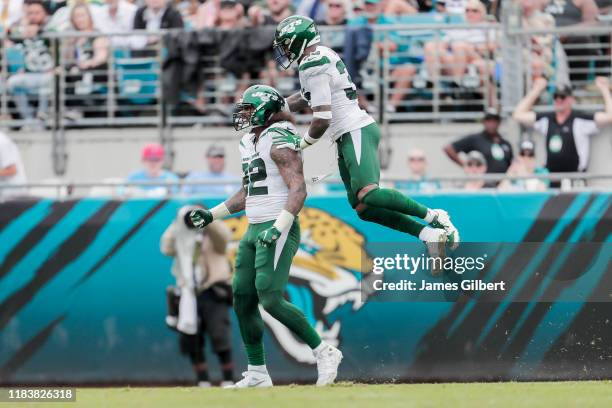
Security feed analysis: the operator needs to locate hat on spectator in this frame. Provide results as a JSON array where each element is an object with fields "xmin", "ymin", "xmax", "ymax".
[
  {"xmin": 142, "ymin": 143, "xmax": 165, "ymax": 161},
  {"xmin": 553, "ymin": 85, "xmax": 573, "ymax": 98},
  {"xmin": 466, "ymin": 150, "xmax": 486, "ymax": 165},
  {"xmin": 364, "ymin": 0, "xmax": 380, "ymax": 4},
  {"xmin": 207, "ymin": 144, "xmax": 226, "ymax": 157},
  {"xmin": 519, "ymin": 140, "xmax": 536, "ymax": 154},
  {"xmin": 483, "ymin": 108, "xmax": 501, "ymax": 121}
]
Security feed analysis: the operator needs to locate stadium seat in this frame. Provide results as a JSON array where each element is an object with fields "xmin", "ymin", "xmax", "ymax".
[
  {"xmin": 6, "ymin": 46, "xmax": 26, "ymax": 73},
  {"xmin": 115, "ymin": 58, "xmax": 159, "ymax": 105}
]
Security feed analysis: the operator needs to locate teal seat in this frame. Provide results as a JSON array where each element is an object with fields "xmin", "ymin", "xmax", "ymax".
[
  {"xmin": 115, "ymin": 58, "xmax": 159, "ymax": 105},
  {"xmin": 7, "ymin": 46, "xmax": 26, "ymax": 73}
]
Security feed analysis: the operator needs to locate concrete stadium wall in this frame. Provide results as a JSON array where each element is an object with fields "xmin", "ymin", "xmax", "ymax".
[{"xmin": 8, "ymin": 122, "xmax": 612, "ymax": 186}]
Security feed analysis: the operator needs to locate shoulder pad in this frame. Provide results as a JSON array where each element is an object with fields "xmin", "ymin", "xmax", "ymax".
[
  {"xmin": 262, "ymin": 124, "xmax": 297, "ymax": 139},
  {"xmin": 299, "ymin": 54, "xmax": 331, "ymax": 72}
]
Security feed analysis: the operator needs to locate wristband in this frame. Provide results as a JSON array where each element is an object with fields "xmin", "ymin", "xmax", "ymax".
[
  {"xmin": 210, "ymin": 203, "xmax": 230, "ymax": 220},
  {"xmin": 273, "ymin": 209, "xmax": 295, "ymax": 233},
  {"xmin": 300, "ymin": 130, "xmax": 319, "ymax": 149}
]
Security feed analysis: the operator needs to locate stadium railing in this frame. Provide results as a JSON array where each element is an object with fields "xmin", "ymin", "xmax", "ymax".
[
  {"xmin": 1, "ymin": 172, "xmax": 610, "ymax": 200},
  {"xmin": 0, "ymin": 23, "xmax": 609, "ymax": 131}
]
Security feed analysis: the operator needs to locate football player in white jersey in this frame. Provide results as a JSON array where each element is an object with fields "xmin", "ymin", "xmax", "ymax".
[
  {"xmin": 188, "ymin": 85, "xmax": 342, "ymax": 388},
  {"xmin": 271, "ymin": 15, "xmax": 460, "ymax": 260}
]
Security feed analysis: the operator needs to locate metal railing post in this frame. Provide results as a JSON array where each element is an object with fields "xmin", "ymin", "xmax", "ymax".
[
  {"xmin": 500, "ymin": 1, "xmax": 524, "ymax": 117},
  {"xmin": 108, "ymin": 39, "xmax": 116, "ymax": 122},
  {"xmin": 1, "ymin": 35, "xmax": 8, "ymax": 124},
  {"xmin": 432, "ymin": 29, "xmax": 441, "ymax": 120},
  {"xmin": 52, "ymin": 37, "xmax": 67, "ymax": 176}
]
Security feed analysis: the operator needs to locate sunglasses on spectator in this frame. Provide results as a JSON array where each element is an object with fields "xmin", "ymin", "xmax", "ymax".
[
  {"xmin": 553, "ymin": 94, "xmax": 568, "ymax": 100},
  {"xmin": 409, "ymin": 157, "xmax": 425, "ymax": 162},
  {"xmin": 467, "ymin": 161, "xmax": 484, "ymax": 167},
  {"xmin": 466, "ymin": 8, "xmax": 482, "ymax": 13},
  {"xmin": 520, "ymin": 150, "xmax": 535, "ymax": 157}
]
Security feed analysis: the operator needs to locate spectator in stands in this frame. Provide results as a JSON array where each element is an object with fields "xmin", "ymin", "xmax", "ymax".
[
  {"xmin": 423, "ymin": 0, "xmax": 497, "ymax": 96},
  {"xmin": 126, "ymin": 143, "xmax": 179, "ymax": 196},
  {"xmin": 194, "ymin": 0, "xmax": 221, "ymax": 28},
  {"xmin": 444, "ymin": 0, "xmax": 467, "ymax": 14},
  {"xmin": 132, "ymin": 0, "xmax": 184, "ymax": 50},
  {"xmin": 317, "ymin": 0, "xmax": 349, "ymax": 26},
  {"xmin": 396, "ymin": 148, "xmax": 441, "ymax": 193},
  {"xmin": 362, "ymin": 0, "xmax": 418, "ymax": 113},
  {"xmin": 0, "ymin": 0, "xmax": 24, "ymax": 30},
  {"xmin": 315, "ymin": 0, "xmax": 349, "ymax": 53},
  {"xmin": 343, "ymin": 0, "xmax": 373, "ymax": 111},
  {"xmin": 512, "ymin": 77, "xmax": 612, "ymax": 184},
  {"xmin": 249, "ymin": 0, "xmax": 291, "ymax": 26},
  {"xmin": 444, "ymin": 108, "xmax": 513, "ymax": 174},
  {"xmin": 216, "ymin": 0, "xmax": 244, "ymax": 28},
  {"xmin": 63, "ymin": 3, "xmax": 110, "ymax": 121},
  {"xmin": 176, "ymin": 0, "xmax": 200, "ymax": 28},
  {"xmin": 463, "ymin": 150, "xmax": 488, "ymax": 190},
  {"xmin": 0, "ymin": 130, "xmax": 27, "ymax": 198},
  {"xmin": 161, "ymin": 205, "xmax": 234, "ymax": 387},
  {"xmin": 91, "ymin": 0, "xmax": 138, "ymax": 47},
  {"xmin": 517, "ymin": 0, "xmax": 556, "ymax": 82},
  {"xmin": 6, "ymin": 0, "xmax": 53, "ymax": 130},
  {"xmin": 182, "ymin": 145, "xmax": 240, "ymax": 196},
  {"xmin": 498, "ymin": 140, "xmax": 549, "ymax": 191},
  {"xmin": 298, "ymin": 0, "xmax": 326, "ymax": 22},
  {"xmin": 195, "ymin": 0, "xmax": 246, "ymax": 29},
  {"xmin": 383, "ymin": 0, "xmax": 418, "ymax": 15},
  {"xmin": 596, "ymin": 0, "xmax": 611, "ymax": 14},
  {"xmin": 544, "ymin": 0, "xmax": 600, "ymax": 84}
]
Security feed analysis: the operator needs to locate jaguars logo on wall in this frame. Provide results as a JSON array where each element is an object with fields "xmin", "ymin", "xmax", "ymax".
[{"xmin": 224, "ymin": 207, "xmax": 373, "ymax": 364}]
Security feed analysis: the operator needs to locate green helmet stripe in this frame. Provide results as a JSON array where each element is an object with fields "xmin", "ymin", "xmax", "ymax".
[{"xmin": 299, "ymin": 56, "xmax": 331, "ymax": 71}]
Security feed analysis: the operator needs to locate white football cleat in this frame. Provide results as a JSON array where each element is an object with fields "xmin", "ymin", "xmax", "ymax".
[
  {"xmin": 430, "ymin": 209, "xmax": 460, "ymax": 250},
  {"xmin": 315, "ymin": 344, "xmax": 343, "ymax": 386},
  {"xmin": 225, "ymin": 368, "xmax": 273, "ymax": 389}
]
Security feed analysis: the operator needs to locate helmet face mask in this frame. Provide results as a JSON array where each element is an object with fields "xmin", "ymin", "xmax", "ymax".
[
  {"xmin": 232, "ymin": 103, "xmax": 256, "ymax": 131},
  {"xmin": 272, "ymin": 39, "xmax": 294, "ymax": 70},
  {"xmin": 232, "ymin": 85, "xmax": 286, "ymax": 131}
]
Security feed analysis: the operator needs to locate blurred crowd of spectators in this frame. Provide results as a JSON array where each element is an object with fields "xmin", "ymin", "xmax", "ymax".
[{"xmin": 0, "ymin": 0, "xmax": 609, "ymax": 128}]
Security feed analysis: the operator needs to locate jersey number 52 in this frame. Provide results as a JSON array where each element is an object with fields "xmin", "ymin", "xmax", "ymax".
[{"xmin": 242, "ymin": 158, "xmax": 268, "ymax": 196}]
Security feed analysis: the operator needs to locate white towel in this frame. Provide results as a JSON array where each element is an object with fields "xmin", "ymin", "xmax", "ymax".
[{"xmin": 174, "ymin": 206, "xmax": 200, "ymax": 335}]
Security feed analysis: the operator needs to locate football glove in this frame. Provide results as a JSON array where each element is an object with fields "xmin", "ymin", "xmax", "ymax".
[
  {"xmin": 257, "ymin": 226, "xmax": 281, "ymax": 248},
  {"xmin": 188, "ymin": 208, "xmax": 213, "ymax": 229},
  {"xmin": 271, "ymin": 128, "xmax": 302, "ymax": 151}
]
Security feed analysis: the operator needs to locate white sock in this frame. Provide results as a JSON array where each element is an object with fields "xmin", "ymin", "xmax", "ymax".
[
  {"xmin": 313, "ymin": 342, "xmax": 327, "ymax": 356},
  {"xmin": 248, "ymin": 364, "xmax": 268, "ymax": 374},
  {"xmin": 423, "ymin": 209, "xmax": 436, "ymax": 223},
  {"xmin": 419, "ymin": 226, "xmax": 441, "ymax": 242}
]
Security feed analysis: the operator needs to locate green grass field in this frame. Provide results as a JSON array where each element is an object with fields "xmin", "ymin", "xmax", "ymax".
[{"xmin": 15, "ymin": 381, "xmax": 612, "ymax": 408}]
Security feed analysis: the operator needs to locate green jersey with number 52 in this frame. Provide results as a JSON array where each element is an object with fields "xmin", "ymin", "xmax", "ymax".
[
  {"xmin": 239, "ymin": 121, "xmax": 300, "ymax": 224},
  {"xmin": 298, "ymin": 45, "xmax": 374, "ymax": 141}
]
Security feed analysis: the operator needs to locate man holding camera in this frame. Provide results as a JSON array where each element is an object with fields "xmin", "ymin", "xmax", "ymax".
[{"xmin": 160, "ymin": 205, "xmax": 234, "ymax": 387}]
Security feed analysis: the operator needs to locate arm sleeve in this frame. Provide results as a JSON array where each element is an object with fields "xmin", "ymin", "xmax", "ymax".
[
  {"xmin": 305, "ymin": 72, "xmax": 332, "ymax": 108},
  {"xmin": 451, "ymin": 135, "xmax": 476, "ymax": 153}
]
